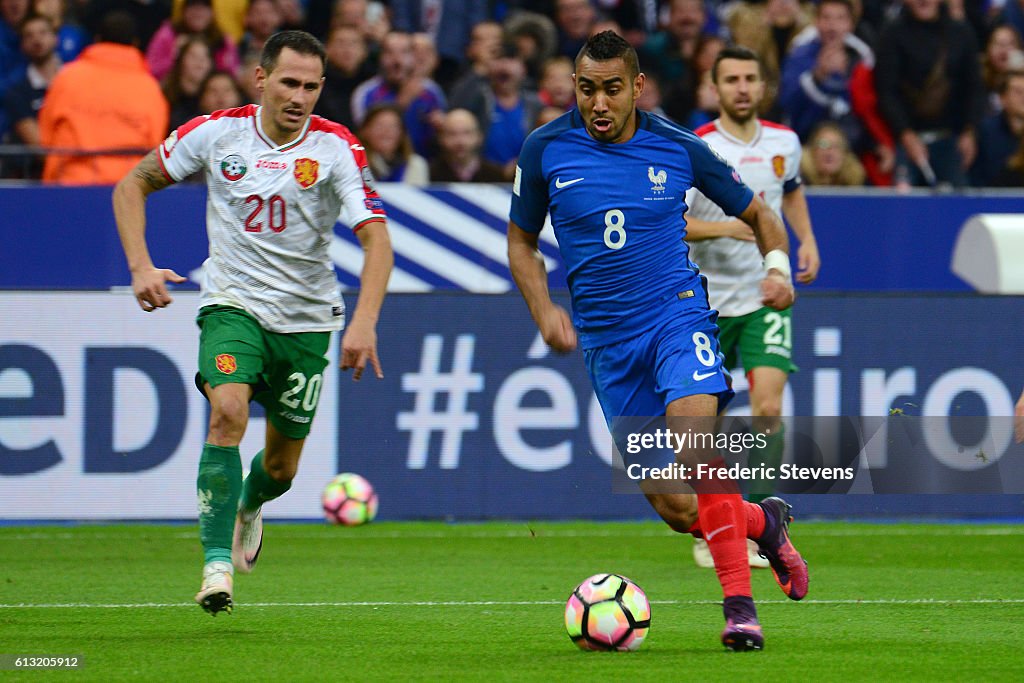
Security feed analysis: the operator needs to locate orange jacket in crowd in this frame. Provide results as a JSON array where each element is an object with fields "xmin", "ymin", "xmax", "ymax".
[{"xmin": 39, "ymin": 43, "xmax": 169, "ymax": 185}]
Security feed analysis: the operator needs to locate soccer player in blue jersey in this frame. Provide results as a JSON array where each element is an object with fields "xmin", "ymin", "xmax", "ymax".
[{"xmin": 507, "ymin": 31, "xmax": 809, "ymax": 651}]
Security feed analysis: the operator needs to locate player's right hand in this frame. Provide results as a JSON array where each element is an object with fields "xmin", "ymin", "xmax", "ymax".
[
  {"xmin": 1014, "ymin": 390, "xmax": 1024, "ymax": 444},
  {"xmin": 539, "ymin": 305, "xmax": 577, "ymax": 353},
  {"xmin": 131, "ymin": 267, "xmax": 187, "ymax": 312},
  {"xmin": 760, "ymin": 271, "xmax": 795, "ymax": 311}
]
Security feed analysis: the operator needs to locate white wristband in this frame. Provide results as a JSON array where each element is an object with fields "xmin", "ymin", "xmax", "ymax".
[{"xmin": 763, "ymin": 249, "xmax": 791, "ymax": 278}]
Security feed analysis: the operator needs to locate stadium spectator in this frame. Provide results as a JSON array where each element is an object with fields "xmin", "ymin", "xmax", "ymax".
[
  {"xmin": 537, "ymin": 56, "xmax": 574, "ymax": 110},
  {"xmin": 0, "ymin": 0, "xmax": 31, "ymax": 137},
  {"xmin": 428, "ymin": 108, "xmax": 505, "ymax": 182},
  {"xmin": 504, "ymin": 10, "xmax": 557, "ymax": 82},
  {"xmin": 33, "ymin": 0, "xmax": 87, "ymax": 62},
  {"xmin": 330, "ymin": 0, "xmax": 389, "ymax": 50},
  {"xmin": 875, "ymin": 0, "xmax": 985, "ymax": 188},
  {"xmin": 779, "ymin": 0, "xmax": 873, "ymax": 144},
  {"xmin": 971, "ymin": 70, "xmax": 1024, "ymax": 186},
  {"xmin": 238, "ymin": 0, "xmax": 282, "ymax": 64},
  {"xmin": 554, "ymin": 0, "xmax": 597, "ymax": 57},
  {"xmin": 449, "ymin": 20, "xmax": 502, "ymax": 110},
  {"xmin": 636, "ymin": 70, "xmax": 666, "ymax": 117},
  {"xmin": 534, "ymin": 104, "xmax": 563, "ymax": 126},
  {"xmin": 275, "ymin": 0, "xmax": 304, "ymax": 31},
  {"xmin": 411, "ymin": 31, "xmax": 439, "ymax": 81},
  {"xmin": 82, "ymin": 0, "xmax": 170, "ymax": 50},
  {"xmin": 350, "ymin": 30, "xmax": 446, "ymax": 158},
  {"xmin": 461, "ymin": 41, "xmax": 541, "ymax": 176},
  {"xmin": 162, "ymin": 36, "xmax": 213, "ymax": 131},
  {"xmin": 197, "ymin": 68, "xmax": 242, "ymax": 112},
  {"xmin": 166, "ymin": 0, "xmax": 248, "ymax": 42},
  {"xmin": 800, "ymin": 120, "xmax": 866, "ymax": 185},
  {"xmin": 2, "ymin": 12, "xmax": 61, "ymax": 178},
  {"xmin": 390, "ymin": 0, "xmax": 488, "ymax": 90},
  {"xmin": 849, "ymin": 58, "xmax": 896, "ymax": 185},
  {"xmin": 237, "ymin": 51, "xmax": 260, "ymax": 102},
  {"xmin": 663, "ymin": 32, "xmax": 723, "ymax": 126},
  {"xmin": 314, "ymin": 24, "xmax": 372, "ymax": 129},
  {"xmin": 981, "ymin": 24, "xmax": 1024, "ymax": 114},
  {"xmin": 686, "ymin": 69, "xmax": 720, "ymax": 129},
  {"xmin": 639, "ymin": 0, "xmax": 707, "ymax": 84},
  {"xmin": 359, "ymin": 102, "xmax": 429, "ymax": 185},
  {"xmin": 995, "ymin": 135, "xmax": 1024, "ymax": 185},
  {"xmin": 145, "ymin": 0, "xmax": 240, "ymax": 81},
  {"xmin": 727, "ymin": 0, "xmax": 812, "ymax": 119},
  {"xmin": 39, "ymin": 10, "xmax": 167, "ymax": 184},
  {"xmin": 597, "ymin": 0, "xmax": 659, "ymax": 46}
]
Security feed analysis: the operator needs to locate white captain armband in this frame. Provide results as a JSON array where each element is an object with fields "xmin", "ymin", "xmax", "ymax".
[{"xmin": 763, "ymin": 249, "xmax": 792, "ymax": 279}]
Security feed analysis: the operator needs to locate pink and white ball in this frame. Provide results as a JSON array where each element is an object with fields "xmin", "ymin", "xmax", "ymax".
[
  {"xmin": 322, "ymin": 473, "xmax": 378, "ymax": 526},
  {"xmin": 564, "ymin": 573, "xmax": 651, "ymax": 651}
]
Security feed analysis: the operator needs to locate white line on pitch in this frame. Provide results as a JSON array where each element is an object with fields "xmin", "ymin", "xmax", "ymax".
[
  {"xmin": 2, "ymin": 526, "xmax": 1021, "ymax": 541},
  {"xmin": 1, "ymin": 598, "xmax": 1022, "ymax": 609}
]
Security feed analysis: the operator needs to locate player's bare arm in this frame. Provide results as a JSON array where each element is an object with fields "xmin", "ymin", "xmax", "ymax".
[
  {"xmin": 780, "ymin": 186, "xmax": 820, "ymax": 284},
  {"xmin": 738, "ymin": 194, "xmax": 794, "ymax": 311},
  {"xmin": 507, "ymin": 220, "xmax": 577, "ymax": 353},
  {"xmin": 683, "ymin": 216, "xmax": 755, "ymax": 242},
  {"xmin": 112, "ymin": 149, "xmax": 186, "ymax": 312},
  {"xmin": 341, "ymin": 218, "xmax": 393, "ymax": 380}
]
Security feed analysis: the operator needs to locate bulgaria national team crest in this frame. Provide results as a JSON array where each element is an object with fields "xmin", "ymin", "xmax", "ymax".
[
  {"xmin": 215, "ymin": 354, "xmax": 237, "ymax": 374},
  {"xmin": 772, "ymin": 155, "xmax": 786, "ymax": 179},
  {"xmin": 294, "ymin": 158, "xmax": 319, "ymax": 188},
  {"xmin": 220, "ymin": 154, "xmax": 247, "ymax": 181}
]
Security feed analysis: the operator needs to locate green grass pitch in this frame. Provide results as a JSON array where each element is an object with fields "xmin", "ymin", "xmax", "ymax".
[{"xmin": 1, "ymin": 520, "xmax": 1022, "ymax": 681}]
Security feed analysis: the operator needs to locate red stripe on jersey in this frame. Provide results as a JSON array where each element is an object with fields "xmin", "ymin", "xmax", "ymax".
[
  {"xmin": 352, "ymin": 216, "xmax": 385, "ymax": 232},
  {"xmin": 759, "ymin": 119, "xmax": 796, "ymax": 134},
  {"xmin": 694, "ymin": 122, "xmax": 717, "ymax": 137},
  {"xmin": 175, "ymin": 105, "xmax": 258, "ymax": 141},
  {"xmin": 309, "ymin": 116, "xmax": 387, "ymax": 216}
]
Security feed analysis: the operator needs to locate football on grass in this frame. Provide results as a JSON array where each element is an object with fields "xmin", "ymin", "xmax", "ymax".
[
  {"xmin": 564, "ymin": 573, "xmax": 651, "ymax": 651},
  {"xmin": 322, "ymin": 473, "xmax": 378, "ymax": 526}
]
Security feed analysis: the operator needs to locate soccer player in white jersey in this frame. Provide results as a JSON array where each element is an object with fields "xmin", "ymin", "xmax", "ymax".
[
  {"xmin": 684, "ymin": 46, "xmax": 821, "ymax": 569},
  {"xmin": 112, "ymin": 31, "xmax": 394, "ymax": 615}
]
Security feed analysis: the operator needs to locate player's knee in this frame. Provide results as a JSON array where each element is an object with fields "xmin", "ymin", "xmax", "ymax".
[
  {"xmin": 753, "ymin": 395, "xmax": 783, "ymax": 419},
  {"xmin": 263, "ymin": 458, "xmax": 297, "ymax": 483},
  {"xmin": 208, "ymin": 398, "xmax": 247, "ymax": 443},
  {"xmin": 654, "ymin": 493, "xmax": 698, "ymax": 533}
]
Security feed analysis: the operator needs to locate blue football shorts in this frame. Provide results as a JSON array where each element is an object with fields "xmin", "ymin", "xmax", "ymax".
[{"xmin": 584, "ymin": 301, "xmax": 733, "ymax": 467}]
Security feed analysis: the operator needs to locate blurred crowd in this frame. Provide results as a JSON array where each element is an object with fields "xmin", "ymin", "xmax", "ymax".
[{"xmin": 1, "ymin": 0, "xmax": 1023, "ymax": 188}]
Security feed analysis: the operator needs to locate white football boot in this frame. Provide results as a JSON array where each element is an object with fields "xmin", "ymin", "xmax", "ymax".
[
  {"xmin": 232, "ymin": 507, "xmax": 263, "ymax": 574},
  {"xmin": 195, "ymin": 561, "xmax": 233, "ymax": 615}
]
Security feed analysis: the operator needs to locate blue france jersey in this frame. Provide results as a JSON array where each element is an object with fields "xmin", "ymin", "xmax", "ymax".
[{"xmin": 510, "ymin": 110, "xmax": 753, "ymax": 349}]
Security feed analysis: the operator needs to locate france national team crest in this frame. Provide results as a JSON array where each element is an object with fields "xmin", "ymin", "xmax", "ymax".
[
  {"xmin": 220, "ymin": 154, "xmax": 247, "ymax": 181},
  {"xmin": 294, "ymin": 158, "xmax": 319, "ymax": 188},
  {"xmin": 772, "ymin": 155, "xmax": 785, "ymax": 179},
  {"xmin": 215, "ymin": 353, "xmax": 237, "ymax": 374},
  {"xmin": 648, "ymin": 166, "xmax": 667, "ymax": 193}
]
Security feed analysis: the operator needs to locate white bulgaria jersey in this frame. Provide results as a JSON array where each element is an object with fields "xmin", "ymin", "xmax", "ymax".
[
  {"xmin": 685, "ymin": 119, "xmax": 801, "ymax": 317},
  {"xmin": 158, "ymin": 104, "xmax": 386, "ymax": 333}
]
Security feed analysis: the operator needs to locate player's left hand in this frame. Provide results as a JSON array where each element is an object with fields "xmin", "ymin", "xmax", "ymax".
[
  {"xmin": 761, "ymin": 271, "xmax": 795, "ymax": 310},
  {"xmin": 340, "ymin": 319, "xmax": 383, "ymax": 381},
  {"xmin": 797, "ymin": 239, "xmax": 820, "ymax": 284}
]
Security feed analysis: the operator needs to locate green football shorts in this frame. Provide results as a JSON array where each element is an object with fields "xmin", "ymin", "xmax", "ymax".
[
  {"xmin": 196, "ymin": 305, "xmax": 331, "ymax": 439},
  {"xmin": 716, "ymin": 306, "xmax": 798, "ymax": 375}
]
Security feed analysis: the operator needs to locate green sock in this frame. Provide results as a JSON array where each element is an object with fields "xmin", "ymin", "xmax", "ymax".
[
  {"xmin": 240, "ymin": 450, "xmax": 292, "ymax": 514},
  {"xmin": 748, "ymin": 424, "xmax": 785, "ymax": 504},
  {"xmin": 197, "ymin": 444, "xmax": 242, "ymax": 565}
]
